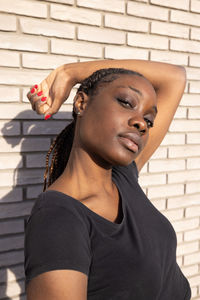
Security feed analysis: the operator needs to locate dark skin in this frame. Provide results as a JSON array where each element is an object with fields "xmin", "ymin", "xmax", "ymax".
[{"xmin": 47, "ymin": 74, "xmax": 157, "ymax": 223}]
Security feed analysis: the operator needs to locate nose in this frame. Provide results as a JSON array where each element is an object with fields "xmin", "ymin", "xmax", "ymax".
[{"xmin": 128, "ymin": 116, "xmax": 147, "ymax": 135}]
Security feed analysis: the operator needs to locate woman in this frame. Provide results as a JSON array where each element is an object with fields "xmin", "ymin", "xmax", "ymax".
[{"xmin": 24, "ymin": 59, "xmax": 191, "ymax": 300}]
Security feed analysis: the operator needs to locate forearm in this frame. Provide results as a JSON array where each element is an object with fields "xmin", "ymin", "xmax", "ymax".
[{"xmin": 64, "ymin": 59, "xmax": 186, "ymax": 91}]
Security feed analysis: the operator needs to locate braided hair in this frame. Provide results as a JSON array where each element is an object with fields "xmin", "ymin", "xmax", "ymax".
[{"xmin": 43, "ymin": 67, "xmax": 144, "ymax": 192}]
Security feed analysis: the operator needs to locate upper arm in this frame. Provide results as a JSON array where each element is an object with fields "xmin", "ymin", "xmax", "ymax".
[
  {"xmin": 26, "ymin": 269, "xmax": 88, "ymax": 300},
  {"xmin": 135, "ymin": 66, "xmax": 187, "ymax": 172}
]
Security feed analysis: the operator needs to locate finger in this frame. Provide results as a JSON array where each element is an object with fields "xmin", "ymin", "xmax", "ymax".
[{"xmin": 44, "ymin": 97, "xmax": 63, "ymax": 119}]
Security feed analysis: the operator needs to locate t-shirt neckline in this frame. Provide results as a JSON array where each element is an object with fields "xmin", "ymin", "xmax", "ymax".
[{"xmin": 44, "ymin": 176, "xmax": 125, "ymax": 228}]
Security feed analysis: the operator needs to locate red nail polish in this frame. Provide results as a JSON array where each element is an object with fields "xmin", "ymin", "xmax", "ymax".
[
  {"xmin": 34, "ymin": 84, "xmax": 38, "ymax": 89},
  {"xmin": 45, "ymin": 114, "xmax": 51, "ymax": 120},
  {"xmin": 31, "ymin": 88, "xmax": 35, "ymax": 94},
  {"xmin": 41, "ymin": 97, "xmax": 47, "ymax": 102},
  {"xmin": 37, "ymin": 91, "xmax": 43, "ymax": 96}
]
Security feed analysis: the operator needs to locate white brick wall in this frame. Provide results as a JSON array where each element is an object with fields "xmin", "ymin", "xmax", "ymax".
[{"xmin": 0, "ymin": 1, "xmax": 199, "ymax": 299}]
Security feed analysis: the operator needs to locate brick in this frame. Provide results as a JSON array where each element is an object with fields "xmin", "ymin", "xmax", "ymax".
[
  {"xmin": 189, "ymin": 54, "xmax": 200, "ymax": 67},
  {"xmin": 0, "ymin": 137, "xmax": 51, "ymax": 152},
  {"xmin": 150, "ymin": 50, "xmax": 188, "ymax": 65},
  {"xmin": 170, "ymin": 10, "xmax": 200, "ymax": 27},
  {"xmin": 188, "ymin": 275, "xmax": 200, "ymax": 287},
  {"xmin": 185, "ymin": 228, "xmax": 200, "ymax": 241},
  {"xmin": 162, "ymin": 208, "xmax": 184, "ymax": 221},
  {"xmin": 47, "ymin": 0, "xmax": 73, "ymax": 4},
  {"xmin": 0, "ymin": 250, "xmax": 24, "ymax": 267},
  {"xmin": 26, "ymin": 154, "xmax": 47, "ymax": 168},
  {"xmin": 151, "ymin": 147, "xmax": 167, "ymax": 159},
  {"xmin": 105, "ymin": 14, "xmax": 148, "ymax": 32},
  {"xmin": 187, "ymin": 157, "xmax": 200, "ymax": 169},
  {"xmin": 105, "ymin": 46, "xmax": 148, "ymax": 60},
  {"xmin": 184, "ymin": 251, "xmax": 200, "ymax": 266},
  {"xmin": 0, "ymin": 121, "xmax": 20, "ymax": 136},
  {"xmin": 190, "ymin": 81, "xmax": 200, "ymax": 93},
  {"xmin": 191, "ymin": 0, "xmax": 200, "ymax": 13},
  {"xmin": 149, "ymin": 159, "xmax": 185, "ymax": 173},
  {"xmin": 0, "ymin": 33, "xmax": 48, "ymax": 53},
  {"xmin": 0, "ymin": 0, "xmax": 47, "ymax": 17},
  {"xmin": 151, "ymin": 21, "xmax": 189, "ymax": 38},
  {"xmin": 168, "ymin": 170, "xmax": 200, "ymax": 184},
  {"xmin": 168, "ymin": 194, "xmax": 200, "ymax": 209},
  {"xmin": 0, "ymin": 170, "xmax": 43, "ymax": 187},
  {"xmin": 51, "ymin": 4, "xmax": 101, "ymax": 26},
  {"xmin": 186, "ymin": 205, "xmax": 200, "ymax": 217},
  {"xmin": 18, "ymin": 169, "xmax": 45, "ymax": 185},
  {"xmin": 0, "ymin": 279, "xmax": 24, "ymax": 298},
  {"xmin": 169, "ymin": 120, "xmax": 200, "ymax": 132},
  {"xmin": 138, "ymin": 173, "xmax": 166, "ymax": 187},
  {"xmin": 0, "ymin": 69, "xmax": 49, "ymax": 86},
  {"xmin": 0, "ymin": 86, "xmax": 19, "ymax": 102},
  {"xmin": 78, "ymin": 26, "xmax": 125, "ymax": 44},
  {"xmin": 185, "ymin": 67, "xmax": 200, "ymax": 80},
  {"xmin": 0, "ymin": 235, "xmax": 24, "ymax": 252},
  {"xmin": 127, "ymin": 2, "xmax": 168, "ymax": 21},
  {"xmin": 148, "ymin": 183, "xmax": 184, "ymax": 199},
  {"xmin": 20, "ymin": 17, "xmax": 75, "ymax": 39},
  {"xmin": 176, "ymin": 232, "xmax": 183, "ymax": 243},
  {"xmin": 172, "ymin": 218, "xmax": 199, "ymax": 233},
  {"xmin": 128, "ymin": 33, "xmax": 168, "ymax": 50},
  {"xmin": 0, "ymin": 154, "xmax": 22, "ymax": 170},
  {"xmin": 0, "ymin": 265, "xmax": 25, "ymax": 283},
  {"xmin": 181, "ymin": 94, "xmax": 200, "ymax": 106},
  {"xmin": 0, "ymin": 13, "xmax": 16, "ymax": 31},
  {"xmin": 23, "ymin": 120, "xmax": 69, "ymax": 135},
  {"xmin": 168, "ymin": 145, "xmax": 200, "ymax": 158},
  {"xmin": 191, "ymin": 286, "xmax": 198, "ymax": 297},
  {"xmin": 191, "ymin": 27, "xmax": 200, "ymax": 41},
  {"xmin": 151, "ymin": 199, "xmax": 166, "ymax": 210},
  {"xmin": 150, "ymin": 0, "xmax": 189, "ymax": 10},
  {"xmin": 77, "ymin": 0, "xmax": 125, "ymax": 13},
  {"xmin": 26, "ymin": 185, "xmax": 43, "ymax": 199},
  {"xmin": 181, "ymin": 265, "xmax": 199, "ymax": 277},
  {"xmin": 0, "ymin": 220, "xmax": 24, "ymax": 235},
  {"xmin": 170, "ymin": 38, "xmax": 200, "ymax": 54},
  {"xmin": 177, "ymin": 241, "xmax": 199, "ymax": 256},
  {"xmin": 0, "ymin": 202, "xmax": 33, "ymax": 219},
  {"xmin": 0, "ymin": 50, "xmax": 19, "ymax": 67},
  {"xmin": 0, "ymin": 187, "xmax": 22, "ymax": 203},
  {"xmin": 22, "ymin": 53, "xmax": 77, "ymax": 70},
  {"xmin": 188, "ymin": 108, "xmax": 200, "ymax": 119},
  {"xmin": 51, "ymin": 38, "xmax": 102, "ymax": 58},
  {"xmin": 160, "ymin": 133, "xmax": 185, "ymax": 146},
  {"xmin": 174, "ymin": 107, "xmax": 187, "ymax": 119}
]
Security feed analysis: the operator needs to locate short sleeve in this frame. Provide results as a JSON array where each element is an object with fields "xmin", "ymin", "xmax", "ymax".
[{"xmin": 24, "ymin": 205, "xmax": 92, "ymax": 289}]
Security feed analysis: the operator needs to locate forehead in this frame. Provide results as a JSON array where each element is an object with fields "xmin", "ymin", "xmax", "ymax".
[{"xmin": 102, "ymin": 74, "xmax": 156, "ymax": 100}]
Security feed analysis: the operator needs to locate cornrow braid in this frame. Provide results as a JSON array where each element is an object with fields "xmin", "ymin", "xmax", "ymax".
[{"xmin": 43, "ymin": 67, "xmax": 144, "ymax": 192}]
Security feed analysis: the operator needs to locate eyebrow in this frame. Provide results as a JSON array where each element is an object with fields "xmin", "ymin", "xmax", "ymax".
[{"xmin": 116, "ymin": 85, "xmax": 158, "ymax": 115}]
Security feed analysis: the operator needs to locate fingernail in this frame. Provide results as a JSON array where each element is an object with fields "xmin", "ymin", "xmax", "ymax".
[
  {"xmin": 41, "ymin": 97, "xmax": 47, "ymax": 102},
  {"xmin": 37, "ymin": 91, "xmax": 43, "ymax": 96},
  {"xmin": 31, "ymin": 88, "xmax": 35, "ymax": 94},
  {"xmin": 34, "ymin": 84, "xmax": 38, "ymax": 89},
  {"xmin": 45, "ymin": 114, "xmax": 51, "ymax": 120}
]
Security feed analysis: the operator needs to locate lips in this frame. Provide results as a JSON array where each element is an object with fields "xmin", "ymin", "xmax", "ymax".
[{"xmin": 118, "ymin": 132, "xmax": 142, "ymax": 153}]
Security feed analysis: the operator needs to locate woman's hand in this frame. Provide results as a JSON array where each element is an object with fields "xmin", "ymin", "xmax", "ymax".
[{"xmin": 27, "ymin": 65, "xmax": 76, "ymax": 119}]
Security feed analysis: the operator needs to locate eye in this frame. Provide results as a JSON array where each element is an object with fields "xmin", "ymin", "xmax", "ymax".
[
  {"xmin": 144, "ymin": 118, "xmax": 154, "ymax": 128},
  {"xmin": 117, "ymin": 98, "xmax": 133, "ymax": 108}
]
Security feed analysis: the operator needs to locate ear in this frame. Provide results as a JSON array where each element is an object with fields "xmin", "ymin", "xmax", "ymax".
[{"xmin": 73, "ymin": 91, "xmax": 89, "ymax": 115}]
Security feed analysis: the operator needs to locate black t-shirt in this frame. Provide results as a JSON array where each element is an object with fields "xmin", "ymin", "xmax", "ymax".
[{"xmin": 24, "ymin": 161, "xmax": 191, "ymax": 299}]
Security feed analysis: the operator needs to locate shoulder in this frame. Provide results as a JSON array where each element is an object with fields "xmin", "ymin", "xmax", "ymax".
[{"xmin": 112, "ymin": 160, "xmax": 139, "ymax": 182}]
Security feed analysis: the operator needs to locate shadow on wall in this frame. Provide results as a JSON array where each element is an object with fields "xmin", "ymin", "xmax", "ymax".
[{"xmin": 0, "ymin": 110, "xmax": 72, "ymax": 300}]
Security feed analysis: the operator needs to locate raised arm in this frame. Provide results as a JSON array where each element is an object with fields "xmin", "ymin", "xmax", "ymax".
[{"xmin": 28, "ymin": 59, "xmax": 186, "ymax": 172}]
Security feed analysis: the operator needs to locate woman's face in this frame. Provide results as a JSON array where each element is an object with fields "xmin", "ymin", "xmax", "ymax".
[{"xmin": 75, "ymin": 74, "xmax": 157, "ymax": 167}]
